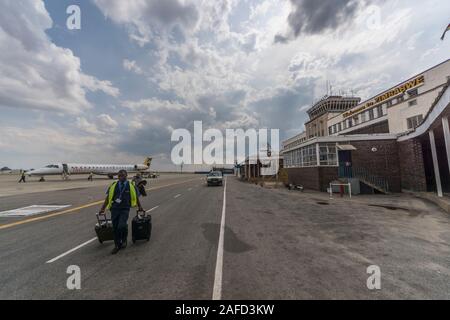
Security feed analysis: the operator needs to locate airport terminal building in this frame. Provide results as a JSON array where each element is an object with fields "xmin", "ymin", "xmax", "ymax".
[{"xmin": 282, "ymin": 59, "xmax": 450, "ymax": 196}]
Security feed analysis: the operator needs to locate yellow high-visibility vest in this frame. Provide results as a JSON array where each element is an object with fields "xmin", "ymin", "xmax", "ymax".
[{"xmin": 106, "ymin": 181, "xmax": 137, "ymax": 209}]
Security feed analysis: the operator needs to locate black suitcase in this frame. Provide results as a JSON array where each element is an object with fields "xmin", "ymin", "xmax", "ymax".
[
  {"xmin": 132, "ymin": 210, "xmax": 152, "ymax": 243},
  {"xmin": 95, "ymin": 213, "xmax": 114, "ymax": 244}
]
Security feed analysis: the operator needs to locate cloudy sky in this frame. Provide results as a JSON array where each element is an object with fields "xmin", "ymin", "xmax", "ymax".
[{"xmin": 0, "ymin": 0, "xmax": 449, "ymax": 170}]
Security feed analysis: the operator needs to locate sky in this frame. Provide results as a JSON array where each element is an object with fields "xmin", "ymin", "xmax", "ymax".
[{"xmin": 0, "ymin": 0, "xmax": 449, "ymax": 170}]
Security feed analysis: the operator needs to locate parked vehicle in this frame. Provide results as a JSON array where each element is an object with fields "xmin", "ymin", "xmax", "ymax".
[{"xmin": 206, "ymin": 171, "xmax": 223, "ymax": 186}]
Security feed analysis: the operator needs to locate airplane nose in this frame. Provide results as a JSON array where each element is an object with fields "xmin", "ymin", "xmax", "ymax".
[{"xmin": 28, "ymin": 169, "xmax": 39, "ymax": 176}]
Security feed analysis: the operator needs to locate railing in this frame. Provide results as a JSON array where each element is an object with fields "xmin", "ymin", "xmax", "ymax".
[{"xmin": 339, "ymin": 166, "xmax": 390, "ymax": 193}]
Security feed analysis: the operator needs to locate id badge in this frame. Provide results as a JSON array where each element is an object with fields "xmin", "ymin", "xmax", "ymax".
[{"xmin": 115, "ymin": 198, "xmax": 122, "ymax": 204}]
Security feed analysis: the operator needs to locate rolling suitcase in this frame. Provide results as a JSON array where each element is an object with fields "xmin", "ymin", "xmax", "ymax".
[
  {"xmin": 95, "ymin": 213, "xmax": 114, "ymax": 244},
  {"xmin": 132, "ymin": 210, "xmax": 152, "ymax": 243}
]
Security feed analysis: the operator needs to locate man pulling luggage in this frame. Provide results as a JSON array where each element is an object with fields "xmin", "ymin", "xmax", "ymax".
[{"xmin": 99, "ymin": 170, "xmax": 144, "ymax": 255}]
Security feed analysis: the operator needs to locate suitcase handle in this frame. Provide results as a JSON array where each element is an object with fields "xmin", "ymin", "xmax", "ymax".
[
  {"xmin": 96, "ymin": 212, "xmax": 109, "ymax": 224},
  {"xmin": 136, "ymin": 209, "xmax": 146, "ymax": 218}
]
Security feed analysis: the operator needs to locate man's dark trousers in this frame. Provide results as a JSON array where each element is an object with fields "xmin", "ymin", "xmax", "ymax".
[{"xmin": 111, "ymin": 208, "xmax": 130, "ymax": 248}]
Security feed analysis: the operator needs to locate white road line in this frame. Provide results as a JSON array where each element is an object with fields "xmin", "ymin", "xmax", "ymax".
[
  {"xmin": 174, "ymin": 194, "xmax": 181, "ymax": 199},
  {"xmin": 212, "ymin": 177, "xmax": 227, "ymax": 300},
  {"xmin": 46, "ymin": 237, "xmax": 97, "ymax": 264},
  {"xmin": 146, "ymin": 206, "xmax": 159, "ymax": 213},
  {"xmin": 46, "ymin": 206, "xmax": 160, "ymax": 264}
]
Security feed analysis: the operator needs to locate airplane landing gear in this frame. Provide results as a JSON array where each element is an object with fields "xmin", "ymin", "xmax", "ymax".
[{"xmin": 39, "ymin": 177, "xmax": 45, "ymax": 182}]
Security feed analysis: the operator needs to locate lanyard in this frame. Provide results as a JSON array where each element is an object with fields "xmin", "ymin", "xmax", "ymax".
[{"xmin": 117, "ymin": 181, "xmax": 128, "ymax": 200}]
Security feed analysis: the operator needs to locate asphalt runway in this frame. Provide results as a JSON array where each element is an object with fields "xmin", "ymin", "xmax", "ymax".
[
  {"xmin": 0, "ymin": 174, "xmax": 221, "ymax": 299},
  {"xmin": 0, "ymin": 175, "xmax": 449, "ymax": 299}
]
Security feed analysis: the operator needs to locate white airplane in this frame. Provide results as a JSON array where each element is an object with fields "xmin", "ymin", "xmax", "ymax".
[{"xmin": 27, "ymin": 157, "xmax": 153, "ymax": 181}]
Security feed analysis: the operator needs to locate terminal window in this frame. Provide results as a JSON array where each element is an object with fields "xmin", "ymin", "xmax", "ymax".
[
  {"xmin": 285, "ymin": 143, "xmax": 338, "ymax": 168},
  {"xmin": 407, "ymin": 115, "xmax": 423, "ymax": 129},
  {"xmin": 319, "ymin": 144, "xmax": 338, "ymax": 166},
  {"xmin": 408, "ymin": 88, "xmax": 418, "ymax": 97},
  {"xmin": 408, "ymin": 99, "xmax": 418, "ymax": 107},
  {"xmin": 376, "ymin": 105, "xmax": 383, "ymax": 117},
  {"xmin": 361, "ymin": 112, "xmax": 366, "ymax": 123},
  {"xmin": 302, "ymin": 145, "xmax": 317, "ymax": 167}
]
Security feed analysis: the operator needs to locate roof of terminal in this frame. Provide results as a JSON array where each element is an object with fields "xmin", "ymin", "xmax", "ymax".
[{"xmin": 306, "ymin": 96, "xmax": 361, "ymax": 120}]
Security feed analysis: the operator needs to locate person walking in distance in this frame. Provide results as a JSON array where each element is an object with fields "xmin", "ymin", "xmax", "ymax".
[
  {"xmin": 18, "ymin": 171, "xmax": 26, "ymax": 183},
  {"xmin": 99, "ymin": 170, "xmax": 144, "ymax": 254}
]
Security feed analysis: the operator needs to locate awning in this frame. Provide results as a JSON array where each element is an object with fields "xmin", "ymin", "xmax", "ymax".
[{"xmin": 337, "ymin": 144, "xmax": 357, "ymax": 151}]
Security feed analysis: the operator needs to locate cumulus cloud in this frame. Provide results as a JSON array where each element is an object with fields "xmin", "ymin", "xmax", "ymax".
[
  {"xmin": 90, "ymin": 0, "xmax": 447, "ymax": 160},
  {"xmin": 0, "ymin": 125, "xmax": 103, "ymax": 167},
  {"xmin": 0, "ymin": 0, "xmax": 119, "ymax": 114},
  {"xmin": 2, "ymin": 0, "xmax": 449, "ymax": 169},
  {"xmin": 0, "ymin": 124, "xmax": 150, "ymax": 168},
  {"xmin": 123, "ymin": 59, "xmax": 143, "ymax": 74},
  {"xmin": 275, "ymin": 0, "xmax": 376, "ymax": 43},
  {"xmin": 75, "ymin": 117, "xmax": 103, "ymax": 135},
  {"xmin": 97, "ymin": 114, "xmax": 119, "ymax": 130},
  {"xmin": 75, "ymin": 114, "xmax": 119, "ymax": 136},
  {"xmin": 123, "ymin": 98, "xmax": 193, "ymax": 112},
  {"xmin": 93, "ymin": 0, "xmax": 199, "ymax": 46}
]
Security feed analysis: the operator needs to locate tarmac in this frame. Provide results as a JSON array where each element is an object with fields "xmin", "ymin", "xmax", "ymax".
[{"xmin": 0, "ymin": 173, "xmax": 449, "ymax": 299}]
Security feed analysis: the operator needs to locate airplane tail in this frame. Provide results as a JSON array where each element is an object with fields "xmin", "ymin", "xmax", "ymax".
[{"xmin": 143, "ymin": 157, "xmax": 152, "ymax": 168}]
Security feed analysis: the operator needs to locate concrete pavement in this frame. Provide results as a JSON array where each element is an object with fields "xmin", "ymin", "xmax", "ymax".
[
  {"xmin": 0, "ymin": 174, "xmax": 449, "ymax": 299},
  {"xmin": 223, "ymin": 179, "xmax": 450, "ymax": 299}
]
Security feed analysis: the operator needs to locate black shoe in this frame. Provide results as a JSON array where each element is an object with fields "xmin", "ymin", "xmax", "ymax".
[{"xmin": 111, "ymin": 247, "xmax": 120, "ymax": 255}]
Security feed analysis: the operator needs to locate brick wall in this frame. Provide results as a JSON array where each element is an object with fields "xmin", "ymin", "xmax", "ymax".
[
  {"xmin": 398, "ymin": 139, "xmax": 427, "ymax": 191},
  {"xmin": 349, "ymin": 140, "xmax": 402, "ymax": 192},
  {"xmin": 286, "ymin": 167, "xmax": 338, "ymax": 191},
  {"xmin": 285, "ymin": 138, "xmax": 428, "ymax": 193},
  {"xmin": 319, "ymin": 167, "xmax": 340, "ymax": 192}
]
